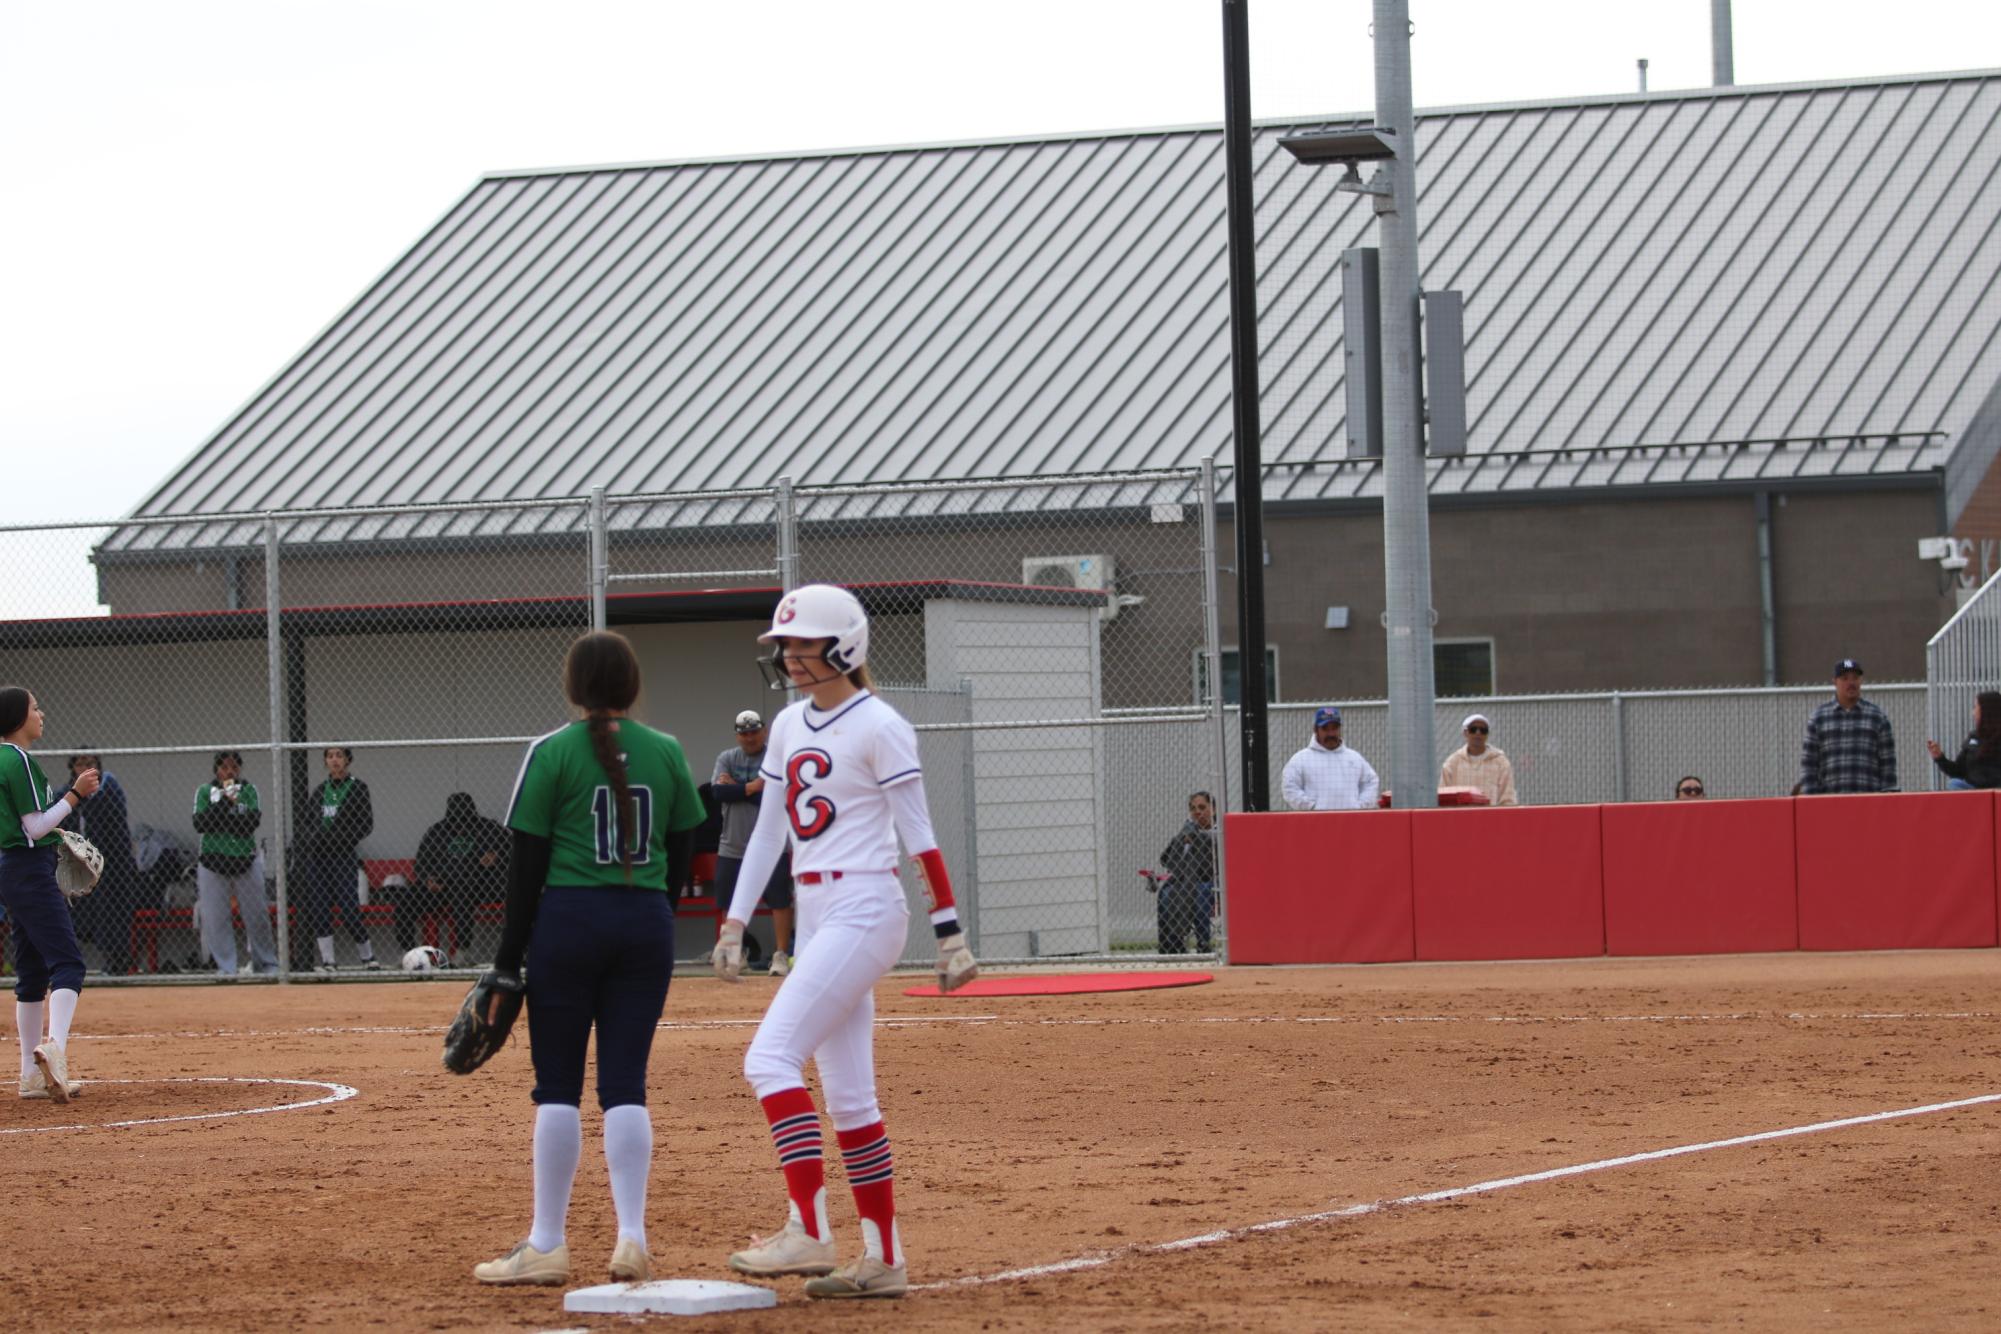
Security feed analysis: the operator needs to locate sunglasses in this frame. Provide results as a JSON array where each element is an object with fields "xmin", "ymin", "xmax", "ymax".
[
  {"xmin": 1678, "ymin": 785, "xmax": 1705, "ymax": 796},
  {"xmin": 1466, "ymin": 725, "xmax": 1488, "ymax": 734}
]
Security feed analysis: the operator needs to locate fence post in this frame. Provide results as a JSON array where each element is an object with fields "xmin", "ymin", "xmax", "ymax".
[
  {"xmin": 1200, "ymin": 457, "xmax": 1230, "ymax": 962},
  {"xmin": 958, "ymin": 678, "xmax": 980, "ymax": 957},
  {"xmin": 775, "ymin": 476, "xmax": 799, "ymax": 591},
  {"xmin": 589, "ymin": 487, "xmax": 608, "ymax": 632},
  {"xmin": 1611, "ymin": 690, "xmax": 1628, "ymax": 803},
  {"xmin": 264, "ymin": 517, "xmax": 291, "ymax": 982}
]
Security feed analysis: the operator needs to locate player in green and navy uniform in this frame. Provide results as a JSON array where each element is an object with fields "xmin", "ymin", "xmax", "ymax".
[
  {"xmin": 472, "ymin": 632, "xmax": 705, "ymax": 1288},
  {"xmin": 0, "ymin": 686, "xmax": 101, "ymax": 1103}
]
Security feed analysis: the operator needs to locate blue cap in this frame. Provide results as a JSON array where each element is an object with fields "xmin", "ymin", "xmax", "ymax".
[
  {"xmin": 1834, "ymin": 658, "xmax": 1864, "ymax": 676},
  {"xmin": 1314, "ymin": 706, "xmax": 1343, "ymax": 727}
]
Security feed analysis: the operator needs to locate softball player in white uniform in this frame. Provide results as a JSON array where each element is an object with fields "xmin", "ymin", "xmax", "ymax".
[{"xmin": 712, "ymin": 584, "xmax": 978, "ymax": 1299}]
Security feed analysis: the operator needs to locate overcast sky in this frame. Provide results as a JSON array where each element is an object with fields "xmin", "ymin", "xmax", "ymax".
[{"xmin": 5, "ymin": 0, "xmax": 1999, "ymax": 534}]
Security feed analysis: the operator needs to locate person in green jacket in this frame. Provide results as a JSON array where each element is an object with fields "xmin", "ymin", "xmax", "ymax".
[{"xmin": 192, "ymin": 751, "xmax": 277, "ymax": 976}]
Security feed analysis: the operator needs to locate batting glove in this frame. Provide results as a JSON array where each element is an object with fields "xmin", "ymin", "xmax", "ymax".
[
  {"xmin": 712, "ymin": 919, "xmax": 746, "ymax": 983},
  {"xmin": 936, "ymin": 932, "xmax": 979, "ymax": 993}
]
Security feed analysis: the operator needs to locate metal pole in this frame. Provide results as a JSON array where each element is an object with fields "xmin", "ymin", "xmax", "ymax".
[
  {"xmin": 264, "ymin": 518, "xmax": 291, "ymax": 982},
  {"xmin": 1637, "ymin": 58, "xmax": 1649, "ymax": 94},
  {"xmin": 1373, "ymin": 0, "xmax": 1439, "ymax": 814},
  {"xmin": 1611, "ymin": 691, "xmax": 1628, "ymax": 803},
  {"xmin": 958, "ymin": 679, "xmax": 980, "ymax": 956},
  {"xmin": 1755, "ymin": 491, "xmax": 1778, "ymax": 686},
  {"xmin": 1712, "ymin": 0, "xmax": 1735, "ymax": 87},
  {"xmin": 1200, "ymin": 458, "xmax": 1230, "ymax": 962},
  {"xmin": 1220, "ymin": 0, "xmax": 1270, "ymax": 811},
  {"xmin": 775, "ymin": 475, "xmax": 799, "ymax": 591},
  {"xmin": 589, "ymin": 487, "xmax": 608, "ymax": 632}
]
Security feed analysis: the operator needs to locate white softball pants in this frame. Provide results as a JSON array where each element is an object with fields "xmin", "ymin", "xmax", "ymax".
[{"xmin": 743, "ymin": 871, "xmax": 908, "ymax": 1131}]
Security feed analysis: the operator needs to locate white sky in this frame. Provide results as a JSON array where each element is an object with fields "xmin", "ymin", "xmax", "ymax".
[{"xmin": 4, "ymin": 0, "xmax": 1999, "ymax": 532}]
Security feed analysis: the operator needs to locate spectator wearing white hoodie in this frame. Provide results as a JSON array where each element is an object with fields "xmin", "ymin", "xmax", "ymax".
[{"xmin": 1281, "ymin": 706, "xmax": 1380, "ymax": 811}]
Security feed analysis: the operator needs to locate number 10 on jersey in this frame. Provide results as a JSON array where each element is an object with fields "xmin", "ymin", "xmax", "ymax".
[{"xmin": 591, "ymin": 785, "xmax": 654, "ymax": 863}]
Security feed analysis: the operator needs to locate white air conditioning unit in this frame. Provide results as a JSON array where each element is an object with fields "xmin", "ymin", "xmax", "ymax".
[{"xmin": 1021, "ymin": 554, "xmax": 1119, "ymax": 620}]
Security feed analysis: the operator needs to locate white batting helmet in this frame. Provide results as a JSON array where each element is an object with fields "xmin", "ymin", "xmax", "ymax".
[{"xmin": 760, "ymin": 584, "xmax": 869, "ymax": 672}]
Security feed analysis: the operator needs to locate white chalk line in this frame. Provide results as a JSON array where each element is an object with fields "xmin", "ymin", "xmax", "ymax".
[
  {"xmin": 0, "ymin": 1076, "xmax": 358, "ymax": 1135},
  {"xmin": 917, "ymin": 1090, "xmax": 2001, "ymax": 1290},
  {"xmin": 9, "ymin": 1009, "xmax": 1989, "ymax": 1045}
]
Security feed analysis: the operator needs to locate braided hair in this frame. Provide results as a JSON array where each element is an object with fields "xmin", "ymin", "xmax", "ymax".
[{"xmin": 564, "ymin": 632, "xmax": 643, "ymax": 872}]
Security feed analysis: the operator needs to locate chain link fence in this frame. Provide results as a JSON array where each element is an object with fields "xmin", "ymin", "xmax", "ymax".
[
  {"xmin": 0, "ymin": 470, "xmax": 1228, "ymax": 979},
  {"xmin": 1240, "ymin": 684, "xmax": 1931, "ymax": 811}
]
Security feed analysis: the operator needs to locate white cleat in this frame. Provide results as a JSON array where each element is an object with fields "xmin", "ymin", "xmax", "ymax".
[
  {"xmin": 473, "ymin": 1239, "xmax": 569, "ymax": 1286},
  {"xmin": 18, "ymin": 1065, "xmax": 81, "ymax": 1100},
  {"xmin": 32, "ymin": 1041, "xmax": 75, "ymax": 1105},
  {"xmin": 609, "ymin": 1235, "xmax": 651, "ymax": 1283},
  {"xmin": 805, "ymin": 1254, "xmax": 908, "ymax": 1299},
  {"xmin": 728, "ymin": 1219, "xmax": 837, "ymax": 1277},
  {"xmin": 769, "ymin": 951, "xmax": 792, "ymax": 978}
]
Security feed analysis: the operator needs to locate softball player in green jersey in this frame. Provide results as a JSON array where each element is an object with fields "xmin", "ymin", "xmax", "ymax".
[
  {"xmin": 0, "ymin": 687, "xmax": 99, "ymax": 1102},
  {"xmin": 473, "ymin": 632, "xmax": 706, "ymax": 1288}
]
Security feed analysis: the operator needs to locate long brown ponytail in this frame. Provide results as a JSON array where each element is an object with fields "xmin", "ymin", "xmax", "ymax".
[{"xmin": 564, "ymin": 632, "xmax": 643, "ymax": 871}]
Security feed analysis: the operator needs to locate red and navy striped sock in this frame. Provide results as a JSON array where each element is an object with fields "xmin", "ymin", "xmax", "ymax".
[
  {"xmin": 836, "ymin": 1121, "xmax": 900, "ymax": 1265},
  {"xmin": 760, "ymin": 1088, "xmax": 827, "ymax": 1240}
]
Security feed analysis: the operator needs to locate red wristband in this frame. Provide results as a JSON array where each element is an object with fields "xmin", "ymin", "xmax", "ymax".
[{"xmin": 913, "ymin": 848, "xmax": 956, "ymax": 913}]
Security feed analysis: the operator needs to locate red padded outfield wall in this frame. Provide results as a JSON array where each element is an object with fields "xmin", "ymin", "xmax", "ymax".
[
  {"xmin": 1222, "ymin": 811, "xmax": 1414, "ymax": 964},
  {"xmin": 1793, "ymin": 791, "xmax": 1998, "ymax": 951},
  {"xmin": 1409, "ymin": 805, "xmax": 1605, "ymax": 961},
  {"xmin": 1601, "ymin": 798, "xmax": 1799, "ymax": 956},
  {"xmin": 1225, "ymin": 792, "xmax": 2001, "ymax": 964}
]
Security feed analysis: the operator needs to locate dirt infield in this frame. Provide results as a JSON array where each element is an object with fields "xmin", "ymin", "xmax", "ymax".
[{"xmin": 3, "ymin": 951, "xmax": 1998, "ymax": 1331}]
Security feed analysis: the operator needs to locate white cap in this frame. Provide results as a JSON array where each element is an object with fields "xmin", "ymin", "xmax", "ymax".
[
  {"xmin": 1462, "ymin": 713, "xmax": 1490, "ymax": 730},
  {"xmin": 734, "ymin": 709, "xmax": 764, "ymax": 732}
]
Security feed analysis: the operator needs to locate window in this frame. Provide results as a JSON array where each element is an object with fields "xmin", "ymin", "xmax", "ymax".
[
  {"xmin": 1434, "ymin": 638, "xmax": 1495, "ymax": 696},
  {"xmin": 1195, "ymin": 646, "xmax": 1279, "ymax": 706}
]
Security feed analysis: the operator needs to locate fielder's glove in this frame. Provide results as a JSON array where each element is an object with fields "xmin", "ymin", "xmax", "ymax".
[
  {"xmin": 712, "ymin": 919, "xmax": 746, "ymax": 983},
  {"xmin": 54, "ymin": 829, "xmax": 103, "ymax": 900},
  {"xmin": 936, "ymin": 932, "xmax": 979, "ymax": 993},
  {"xmin": 441, "ymin": 968, "xmax": 525, "ymax": 1075}
]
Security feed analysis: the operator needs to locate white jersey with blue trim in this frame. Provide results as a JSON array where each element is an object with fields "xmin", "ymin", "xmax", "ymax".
[{"xmin": 758, "ymin": 690, "xmax": 923, "ymax": 876}]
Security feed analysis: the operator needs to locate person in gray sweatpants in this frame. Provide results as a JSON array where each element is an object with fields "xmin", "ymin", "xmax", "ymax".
[{"xmin": 192, "ymin": 751, "xmax": 278, "ymax": 975}]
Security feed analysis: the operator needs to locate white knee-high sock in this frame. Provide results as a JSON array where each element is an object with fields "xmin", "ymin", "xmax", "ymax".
[
  {"xmin": 602, "ymin": 1104, "xmax": 653, "ymax": 1247},
  {"xmin": 528, "ymin": 1103, "xmax": 582, "ymax": 1253},
  {"xmin": 16, "ymin": 1001, "xmax": 45, "ymax": 1079},
  {"xmin": 46, "ymin": 990, "xmax": 78, "ymax": 1047}
]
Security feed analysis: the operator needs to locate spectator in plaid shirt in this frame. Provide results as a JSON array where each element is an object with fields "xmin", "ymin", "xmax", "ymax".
[{"xmin": 1799, "ymin": 659, "xmax": 1898, "ymax": 794}]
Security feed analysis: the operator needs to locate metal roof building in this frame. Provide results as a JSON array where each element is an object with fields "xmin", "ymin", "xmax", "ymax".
[{"xmin": 110, "ymin": 68, "xmax": 2001, "ymax": 552}]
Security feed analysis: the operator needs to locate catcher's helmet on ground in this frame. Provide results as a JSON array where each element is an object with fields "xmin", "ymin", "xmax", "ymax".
[
  {"xmin": 760, "ymin": 584, "xmax": 869, "ymax": 673},
  {"xmin": 402, "ymin": 945, "xmax": 447, "ymax": 972}
]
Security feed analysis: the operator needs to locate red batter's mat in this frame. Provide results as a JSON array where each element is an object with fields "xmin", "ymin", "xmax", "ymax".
[{"xmin": 902, "ymin": 970, "xmax": 1213, "ymax": 998}]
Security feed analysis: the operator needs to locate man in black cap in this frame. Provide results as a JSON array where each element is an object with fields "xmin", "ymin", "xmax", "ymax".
[{"xmin": 1799, "ymin": 659, "xmax": 1898, "ymax": 794}]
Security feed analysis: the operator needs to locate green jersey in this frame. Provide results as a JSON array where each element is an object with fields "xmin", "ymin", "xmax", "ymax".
[
  {"xmin": 505, "ymin": 719, "xmax": 705, "ymax": 890},
  {"xmin": 1, "ymin": 744, "xmax": 58, "ymax": 851},
  {"xmin": 194, "ymin": 779, "xmax": 261, "ymax": 860}
]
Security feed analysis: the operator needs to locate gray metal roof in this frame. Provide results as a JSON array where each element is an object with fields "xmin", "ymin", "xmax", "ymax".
[{"xmin": 114, "ymin": 68, "xmax": 2001, "ymax": 550}]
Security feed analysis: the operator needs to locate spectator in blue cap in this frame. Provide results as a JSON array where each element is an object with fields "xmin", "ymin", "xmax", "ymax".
[{"xmin": 1281, "ymin": 706, "xmax": 1380, "ymax": 811}]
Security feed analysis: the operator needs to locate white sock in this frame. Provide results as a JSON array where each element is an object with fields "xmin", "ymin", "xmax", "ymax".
[
  {"xmin": 356, "ymin": 940, "xmax": 375, "ymax": 962},
  {"xmin": 16, "ymin": 1001, "xmax": 45, "ymax": 1078},
  {"xmin": 603, "ymin": 1104, "xmax": 653, "ymax": 1247},
  {"xmin": 528, "ymin": 1103, "xmax": 582, "ymax": 1253},
  {"xmin": 46, "ymin": 989, "xmax": 78, "ymax": 1047},
  {"xmin": 317, "ymin": 936, "xmax": 336, "ymax": 965}
]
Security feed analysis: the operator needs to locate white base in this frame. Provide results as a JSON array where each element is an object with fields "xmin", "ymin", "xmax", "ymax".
[{"xmin": 564, "ymin": 1278, "xmax": 778, "ymax": 1315}]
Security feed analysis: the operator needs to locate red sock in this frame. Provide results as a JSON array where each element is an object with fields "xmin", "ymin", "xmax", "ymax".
[
  {"xmin": 760, "ymin": 1088, "xmax": 827, "ymax": 1240},
  {"xmin": 836, "ymin": 1121, "xmax": 899, "ymax": 1265}
]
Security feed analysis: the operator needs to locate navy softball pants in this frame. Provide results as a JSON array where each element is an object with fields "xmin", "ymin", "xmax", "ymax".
[
  {"xmin": 0, "ymin": 846, "xmax": 86, "ymax": 1001},
  {"xmin": 526, "ymin": 885, "xmax": 674, "ymax": 1110}
]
